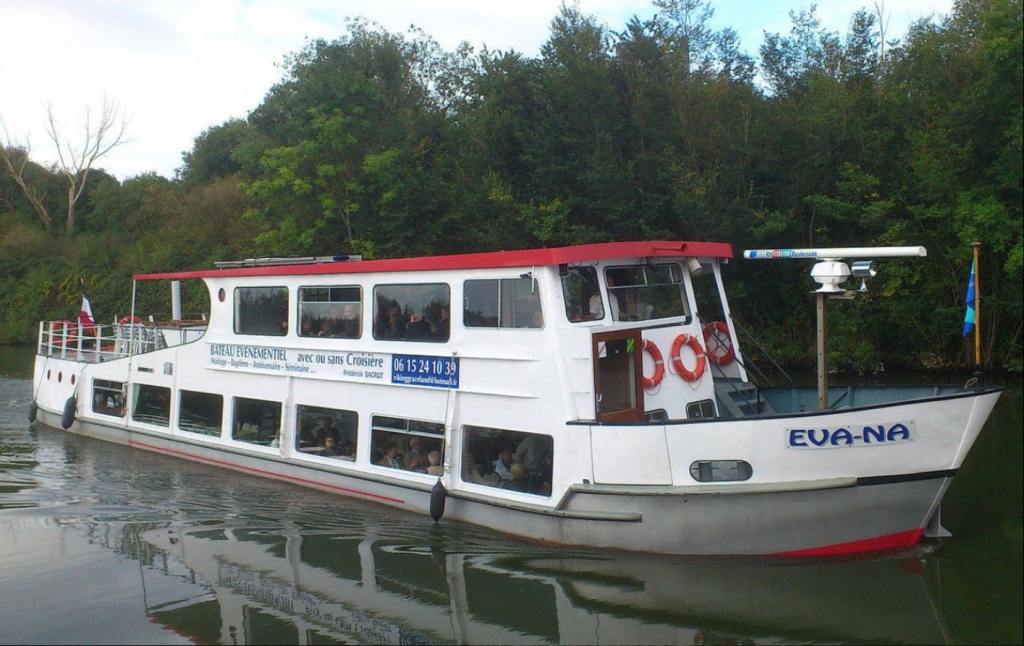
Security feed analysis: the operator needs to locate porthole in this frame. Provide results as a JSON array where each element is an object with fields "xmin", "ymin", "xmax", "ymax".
[
  {"xmin": 57, "ymin": 372, "xmax": 63, "ymax": 383},
  {"xmin": 47, "ymin": 369, "xmax": 52, "ymax": 380},
  {"xmin": 218, "ymin": 288, "xmax": 226, "ymax": 302},
  {"xmin": 71, "ymin": 374, "xmax": 76, "ymax": 385},
  {"xmin": 689, "ymin": 460, "xmax": 753, "ymax": 482}
]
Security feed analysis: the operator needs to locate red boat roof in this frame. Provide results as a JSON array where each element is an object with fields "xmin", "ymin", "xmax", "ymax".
[{"xmin": 134, "ymin": 240, "xmax": 732, "ymax": 281}]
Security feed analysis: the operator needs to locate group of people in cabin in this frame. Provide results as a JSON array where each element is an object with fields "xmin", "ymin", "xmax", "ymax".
[
  {"xmin": 374, "ymin": 305, "xmax": 450, "ymax": 341},
  {"xmin": 375, "ymin": 435, "xmax": 443, "ymax": 474},
  {"xmin": 299, "ymin": 302, "xmax": 361, "ymax": 339},
  {"xmin": 297, "ymin": 415, "xmax": 356, "ymax": 459},
  {"xmin": 462, "ymin": 432, "xmax": 553, "ymax": 495},
  {"xmin": 293, "ymin": 410, "xmax": 551, "ymax": 495}
]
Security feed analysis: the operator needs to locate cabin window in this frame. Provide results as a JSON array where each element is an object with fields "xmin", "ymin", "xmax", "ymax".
[
  {"xmin": 234, "ymin": 287, "xmax": 288, "ymax": 336},
  {"xmin": 462, "ymin": 425, "xmax": 553, "ymax": 496},
  {"xmin": 370, "ymin": 415, "xmax": 444, "ymax": 473},
  {"xmin": 92, "ymin": 379, "xmax": 124, "ymax": 417},
  {"xmin": 464, "ymin": 277, "xmax": 543, "ymax": 329},
  {"xmin": 178, "ymin": 390, "xmax": 223, "ymax": 437},
  {"xmin": 232, "ymin": 397, "xmax": 282, "ymax": 446},
  {"xmin": 605, "ymin": 264, "xmax": 690, "ymax": 321},
  {"xmin": 689, "ymin": 460, "xmax": 753, "ymax": 482},
  {"xmin": 298, "ymin": 286, "xmax": 361, "ymax": 338},
  {"xmin": 686, "ymin": 399, "xmax": 717, "ymax": 419},
  {"xmin": 295, "ymin": 404, "xmax": 358, "ymax": 460},
  {"xmin": 131, "ymin": 384, "xmax": 170, "ymax": 427},
  {"xmin": 561, "ymin": 266, "xmax": 602, "ymax": 322},
  {"xmin": 373, "ymin": 284, "xmax": 450, "ymax": 342}
]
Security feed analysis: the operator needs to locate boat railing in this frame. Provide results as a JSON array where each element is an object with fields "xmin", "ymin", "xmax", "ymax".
[
  {"xmin": 727, "ymin": 316, "xmax": 794, "ymax": 387},
  {"xmin": 37, "ymin": 318, "xmax": 206, "ymax": 362}
]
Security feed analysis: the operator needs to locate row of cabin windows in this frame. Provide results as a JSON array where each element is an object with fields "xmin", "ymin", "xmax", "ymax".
[
  {"xmin": 94, "ymin": 381, "xmax": 748, "ymax": 486},
  {"xmin": 100, "ymin": 381, "xmax": 561, "ymax": 495},
  {"xmin": 230, "ymin": 263, "xmax": 691, "ymax": 339},
  {"xmin": 234, "ymin": 277, "xmax": 543, "ymax": 341}
]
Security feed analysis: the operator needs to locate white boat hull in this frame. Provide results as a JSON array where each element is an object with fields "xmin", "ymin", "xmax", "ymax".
[{"xmin": 32, "ymin": 360, "xmax": 999, "ymax": 556}]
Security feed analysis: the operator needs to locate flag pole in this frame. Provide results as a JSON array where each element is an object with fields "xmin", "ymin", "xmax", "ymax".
[{"xmin": 972, "ymin": 241, "xmax": 982, "ymax": 376}]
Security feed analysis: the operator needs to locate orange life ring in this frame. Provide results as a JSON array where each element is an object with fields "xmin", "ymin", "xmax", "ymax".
[
  {"xmin": 641, "ymin": 339, "xmax": 665, "ymax": 389},
  {"xmin": 702, "ymin": 320, "xmax": 735, "ymax": 365},
  {"xmin": 670, "ymin": 334, "xmax": 706, "ymax": 381},
  {"xmin": 119, "ymin": 315, "xmax": 142, "ymax": 325}
]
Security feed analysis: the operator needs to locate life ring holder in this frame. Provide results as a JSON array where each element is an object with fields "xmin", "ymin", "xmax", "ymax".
[
  {"xmin": 702, "ymin": 320, "xmax": 736, "ymax": 365},
  {"xmin": 641, "ymin": 339, "xmax": 665, "ymax": 389},
  {"xmin": 119, "ymin": 315, "xmax": 143, "ymax": 325},
  {"xmin": 670, "ymin": 334, "xmax": 707, "ymax": 382}
]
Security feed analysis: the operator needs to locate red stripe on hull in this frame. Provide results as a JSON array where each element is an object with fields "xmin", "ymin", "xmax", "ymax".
[
  {"xmin": 774, "ymin": 528, "xmax": 924, "ymax": 557},
  {"xmin": 129, "ymin": 440, "xmax": 406, "ymax": 505}
]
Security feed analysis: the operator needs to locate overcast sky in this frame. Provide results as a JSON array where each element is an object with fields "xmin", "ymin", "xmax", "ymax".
[{"xmin": 1, "ymin": 0, "xmax": 952, "ymax": 181}]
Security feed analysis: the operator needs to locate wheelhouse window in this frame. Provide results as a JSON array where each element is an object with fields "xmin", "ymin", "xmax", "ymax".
[
  {"xmin": 132, "ymin": 384, "xmax": 170, "ymax": 427},
  {"xmin": 561, "ymin": 266, "xmax": 602, "ymax": 322},
  {"xmin": 232, "ymin": 397, "xmax": 282, "ymax": 446},
  {"xmin": 295, "ymin": 404, "xmax": 358, "ymax": 460},
  {"xmin": 464, "ymin": 277, "xmax": 543, "ymax": 329},
  {"xmin": 462, "ymin": 425, "xmax": 553, "ymax": 496},
  {"xmin": 371, "ymin": 415, "xmax": 444, "ymax": 473},
  {"xmin": 235, "ymin": 287, "xmax": 288, "ymax": 336},
  {"xmin": 298, "ymin": 286, "xmax": 361, "ymax": 338},
  {"xmin": 373, "ymin": 284, "xmax": 450, "ymax": 342},
  {"xmin": 605, "ymin": 264, "xmax": 689, "ymax": 321},
  {"xmin": 178, "ymin": 390, "xmax": 223, "ymax": 437},
  {"xmin": 92, "ymin": 379, "xmax": 124, "ymax": 417}
]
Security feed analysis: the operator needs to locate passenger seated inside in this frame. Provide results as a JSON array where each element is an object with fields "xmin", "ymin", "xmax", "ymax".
[
  {"xmin": 490, "ymin": 443, "xmax": 514, "ymax": 482},
  {"xmin": 377, "ymin": 440, "xmax": 402, "ymax": 469},
  {"xmin": 378, "ymin": 307, "xmax": 405, "ymax": 339},
  {"xmin": 461, "ymin": 453, "xmax": 486, "ymax": 484},
  {"xmin": 298, "ymin": 418, "xmax": 318, "ymax": 448},
  {"xmin": 338, "ymin": 302, "xmax": 360, "ymax": 338},
  {"xmin": 319, "ymin": 435, "xmax": 343, "ymax": 457},
  {"xmin": 403, "ymin": 436, "xmax": 429, "ymax": 472},
  {"xmin": 405, "ymin": 312, "xmax": 431, "ymax": 339},
  {"xmin": 427, "ymin": 450, "xmax": 443, "ymax": 475}
]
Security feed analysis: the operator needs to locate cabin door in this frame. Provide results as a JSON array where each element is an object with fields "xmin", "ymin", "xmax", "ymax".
[{"xmin": 592, "ymin": 330, "xmax": 644, "ymax": 423}]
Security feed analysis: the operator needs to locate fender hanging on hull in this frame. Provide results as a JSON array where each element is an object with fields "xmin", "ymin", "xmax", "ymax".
[
  {"xmin": 429, "ymin": 480, "xmax": 447, "ymax": 521},
  {"xmin": 61, "ymin": 395, "xmax": 77, "ymax": 430}
]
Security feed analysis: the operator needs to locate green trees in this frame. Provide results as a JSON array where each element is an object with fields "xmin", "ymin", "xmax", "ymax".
[{"xmin": 0, "ymin": 2, "xmax": 1019, "ymax": 371}]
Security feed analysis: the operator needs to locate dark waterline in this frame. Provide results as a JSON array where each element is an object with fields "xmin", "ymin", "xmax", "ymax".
[{"xmin": 1, "ymin": 345, "xmax": 1021, "ymax": 645}]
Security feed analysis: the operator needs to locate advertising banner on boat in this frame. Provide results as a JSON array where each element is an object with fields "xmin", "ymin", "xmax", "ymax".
[{"xmin": 206, "ymin": 343, "xmax": 459, "ymax": 389}]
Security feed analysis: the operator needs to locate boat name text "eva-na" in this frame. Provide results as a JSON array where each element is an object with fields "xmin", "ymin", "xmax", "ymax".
[
  {"xmin": 207, "ymin": 343, "xmax": 459, "ymax": 389},
  {"xmin": 787, "ymin": 422, "xmax": 915, "ymax": 449}
]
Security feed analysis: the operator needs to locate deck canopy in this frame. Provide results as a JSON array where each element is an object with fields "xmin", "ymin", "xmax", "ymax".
[{"xmin": 134, "ymin": 241, "xmax": 733, "ymax": 281}]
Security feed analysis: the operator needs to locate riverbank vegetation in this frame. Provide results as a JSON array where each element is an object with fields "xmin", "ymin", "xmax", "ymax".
[{"xmin": 1, "ymin": 0, "xmax": 1020, "ymax": 373}]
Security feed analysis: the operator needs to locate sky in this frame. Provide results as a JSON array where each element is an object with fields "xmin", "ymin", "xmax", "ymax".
[{"xmin": 1, "ymin": 0, "xmax": 953, "ymax": 182}]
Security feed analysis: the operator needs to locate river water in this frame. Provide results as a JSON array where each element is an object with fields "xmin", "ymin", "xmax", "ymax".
[{"xmin": 1, "ymin": 344, "xmax": 1020, "ymax": 645}]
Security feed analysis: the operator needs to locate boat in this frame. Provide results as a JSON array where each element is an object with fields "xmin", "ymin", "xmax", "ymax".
[{"xmin": 28, "ymin": 240, "xmax": 1002, "ymax": 556}]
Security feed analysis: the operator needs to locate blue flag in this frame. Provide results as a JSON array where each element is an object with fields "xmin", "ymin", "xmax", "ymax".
[{"xmin": 962, "ymin": 259, "xmax": 976, "ymax": 337}]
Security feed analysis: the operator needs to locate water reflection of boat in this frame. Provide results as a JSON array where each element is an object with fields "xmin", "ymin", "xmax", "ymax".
[{"xmin": 134, "ymin": 523, "xmax": 951, "ymax": 645}]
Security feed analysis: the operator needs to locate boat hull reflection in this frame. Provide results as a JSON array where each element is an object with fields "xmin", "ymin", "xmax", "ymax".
[{"xmin": 135, "ymin": 523, "xmax": 950, "ymax": 644}]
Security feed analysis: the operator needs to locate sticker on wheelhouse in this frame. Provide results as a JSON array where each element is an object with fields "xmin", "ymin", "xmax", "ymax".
[
  {"xmin": 391, "ymin": 354, "xmax": 460, "ymax": 389},
  {"xmin": 787, "ymin": 421, "xmax": 915, "ymax": 449}
]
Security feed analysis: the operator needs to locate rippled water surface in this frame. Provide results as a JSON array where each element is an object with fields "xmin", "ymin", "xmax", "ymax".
[{"xmin": 1, "ymin": 345, "xmax": 1021, "ymax": 644}]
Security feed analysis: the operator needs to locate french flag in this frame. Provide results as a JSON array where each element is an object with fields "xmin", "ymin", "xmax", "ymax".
[{"xmin": 79, "ymin": 278, "xmax": 96, "ymax": 332}]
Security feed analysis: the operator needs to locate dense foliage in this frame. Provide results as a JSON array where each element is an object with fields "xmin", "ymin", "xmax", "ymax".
[{"xmin": 1, "ymin": 1, "xmax": 1020, "ymax": 373}]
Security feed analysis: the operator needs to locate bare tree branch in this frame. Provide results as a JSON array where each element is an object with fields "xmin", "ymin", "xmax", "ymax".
[
  {"xmin": 0, "ymin": 118, "xmax": 53, "ymax": 232},
  {"xmin": 46, "ymin": 96, "xmax": 129, "ymax": 235}
]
